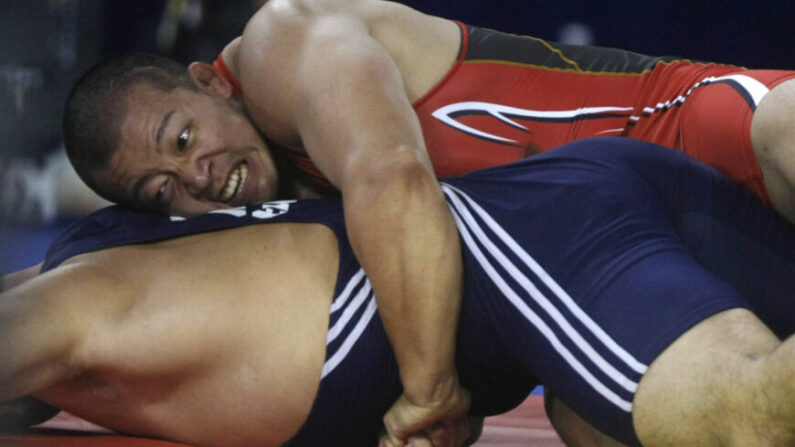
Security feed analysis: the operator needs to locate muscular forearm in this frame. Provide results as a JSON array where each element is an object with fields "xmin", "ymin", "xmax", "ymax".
[{"xmin": 343, "ymin": 154, "xmax": 463, "ymax": 400}]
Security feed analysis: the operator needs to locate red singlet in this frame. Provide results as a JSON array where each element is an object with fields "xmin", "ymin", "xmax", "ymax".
[{"xmin": 214, "ymin": 21, "xmax": 795, "ymax": 204}]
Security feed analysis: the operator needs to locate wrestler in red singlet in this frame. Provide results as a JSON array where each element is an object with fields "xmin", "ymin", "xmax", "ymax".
[{"xmin": 214, "ymin": 21, "xmax": 795, "ymax": 204}]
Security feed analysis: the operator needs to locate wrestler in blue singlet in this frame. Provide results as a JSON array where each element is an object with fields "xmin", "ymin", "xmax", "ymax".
[{"xmin": 42, "ymin": 138, "xmax": 795, "ymax": 446}]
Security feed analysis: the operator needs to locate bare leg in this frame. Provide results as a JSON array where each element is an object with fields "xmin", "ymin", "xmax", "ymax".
[
  {"xmin": 633, "ymin": 309, "xmax": 795, "ymax": 447},
  {"xmin": 752, "ymin": 78, "xmax": 795, "ymax": 223},
  {"xmin": 545, "ymin": 391, "xmax": 629, "ymax": 447}
]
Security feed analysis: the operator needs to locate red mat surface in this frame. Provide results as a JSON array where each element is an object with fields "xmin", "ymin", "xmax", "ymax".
[{"xmin": 0, "ymin": 395, "xmax": 564, "ymax": 446}]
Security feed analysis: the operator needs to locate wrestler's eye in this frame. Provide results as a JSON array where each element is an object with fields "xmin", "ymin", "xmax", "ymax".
[{"xmin": 177, "ymin": 127, "xmax": 190, "ymax": 151}]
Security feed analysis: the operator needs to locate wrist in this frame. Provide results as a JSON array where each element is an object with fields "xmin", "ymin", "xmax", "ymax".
[{"xmin": 401, "ymin": 367, "xmax": 462, "ymax": 407}]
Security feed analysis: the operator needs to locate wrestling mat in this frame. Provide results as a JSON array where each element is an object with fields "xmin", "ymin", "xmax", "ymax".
[{"xmin": 0, "ymin": 395, "xmax": 564, "ymax": 446}]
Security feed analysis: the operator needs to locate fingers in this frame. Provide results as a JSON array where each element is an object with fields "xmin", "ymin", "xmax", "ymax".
[
  {"xmin": 407, "ymin": 434, "xmax": 434, "ymax": 447},
  {"xmin": 382, "ymin": 384, "xmax": 474, "ymax": 447},
  {"xmin": 382, "ymin": 394, "xmax": 418, "ymax": 441},
  {"xmin": 380, "ymin": 416, "xmax": 474, "ymax": 447},
  {"xmin": 378, "ymin": 433, "xmax": 400, "ymax": 447},
  {"xmin": 378, "ymin": 433, "xmax": 435, "ymax": 447}
]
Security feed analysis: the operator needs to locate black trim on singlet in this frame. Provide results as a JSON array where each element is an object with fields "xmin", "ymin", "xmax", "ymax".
[
  {"xmin": 712, "ymin": 79, "xmax": 759, "ymax": 111},
  {"xmin": 465, "ymin": 25, "xmax": 679, "ymax": 74}
]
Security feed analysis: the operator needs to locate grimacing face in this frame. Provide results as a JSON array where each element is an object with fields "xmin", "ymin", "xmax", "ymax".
[{"xmin": 94, "ymin": 83, "xmax": 280, "ymax": 216}]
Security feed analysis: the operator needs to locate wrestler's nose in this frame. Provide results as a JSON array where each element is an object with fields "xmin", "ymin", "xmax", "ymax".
[{"xmin": 182, "ymin": 156, "xmax": 214, "ymax": 197}]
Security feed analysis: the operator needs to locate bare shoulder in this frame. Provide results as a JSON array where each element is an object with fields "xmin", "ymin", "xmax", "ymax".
[
  {"xmin": 253, "ymin": 0, "xmax": 375, "ymax": 19},
  {"xmin": 234, "ymin": 0, "xmax": 457, "ymax": 125},
  {"xmin": 236, "ymin": 0, "xmax": 376, "ymax": 71},
  {"xmin": 0, "ymin": 255, "xmax": 140, "ymax": 403},
  {"xmin": 243, "ymin": 0, "xmax": 449, "ymax": 42},
  {"xmin": 0, "ymin": 255, "xmax": 135, "ymax": 355},
  {"xmin": 14, "ymin": 256, "xmax": 133, "ymax": 316}
]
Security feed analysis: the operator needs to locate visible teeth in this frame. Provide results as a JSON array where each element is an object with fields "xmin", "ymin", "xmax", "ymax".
[
  {"xmin": 220, "ymin": 167, "xmax": 239, "ymax": 202},
  {"xmin": 221, "ymin": 163, "xmax": 248, "ymax": 203},
  {"xmin": 239, "ymin": 163, "xmax": 248, "ymax": 196}
]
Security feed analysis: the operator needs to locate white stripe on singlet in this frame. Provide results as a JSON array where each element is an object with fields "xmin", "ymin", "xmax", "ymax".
[
  {"xmin": 442, "ymin": 183, "xmax": 648, "ymax": 412},
  {"xmin": 322, "ymin": 269, "xmax": 378, "ymax": 378}
]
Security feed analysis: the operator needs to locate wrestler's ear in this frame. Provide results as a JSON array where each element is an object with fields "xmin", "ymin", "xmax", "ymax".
[{"xmin": 187, "ymin": 62, "xmax": 234, "ymax": 100}]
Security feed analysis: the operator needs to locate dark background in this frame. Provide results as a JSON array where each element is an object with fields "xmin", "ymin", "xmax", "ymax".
[{"xmin": 3, "ymin": 0, "xmax": 792, "ymax": 162}]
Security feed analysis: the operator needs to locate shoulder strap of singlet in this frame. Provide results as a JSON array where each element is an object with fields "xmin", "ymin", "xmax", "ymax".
[
  {"xmin": 412, "ymin": 20, "xmax": 468, "ymax": 110},
  {"xmin": 213, "ymin": 53, "xmax": 244, "ymax": 98}
]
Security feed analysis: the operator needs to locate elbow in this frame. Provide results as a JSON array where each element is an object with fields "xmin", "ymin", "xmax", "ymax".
[
  {"xmin": 375, "ymin": 150, "xmax": 439, "ymax": 198},
  {"xmin": 341, "ymin": 144, "xmax": 440, "ymax": 203},
  {"xmin": 340, "ymin": 145, "xmax": 451, "ymax": 244}
]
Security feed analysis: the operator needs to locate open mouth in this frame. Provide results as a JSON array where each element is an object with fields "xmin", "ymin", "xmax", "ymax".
[{"xmin": 220, "ymin": 161, "xmax": 248, "ymax": 203}]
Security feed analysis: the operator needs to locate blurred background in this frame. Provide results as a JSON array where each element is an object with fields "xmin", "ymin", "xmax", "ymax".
[{"xmin": 2, "ymin": 0, "xmax": 794, "ymax": 274}]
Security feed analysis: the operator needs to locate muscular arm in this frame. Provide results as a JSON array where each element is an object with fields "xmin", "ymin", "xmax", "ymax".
[
  {"xmin": 0, "ymin": 263, "xmax": 63, "ymax": 431},
  {"xmin": 239, "ymin": 0, "xmax": 468, "ymax": 443},
  {"xmin": 297, "ymin": 18, "xmax": 463, "ymax": 398},
  {"xmin": 0, "ymin": 262, "xmax": 110, "ymax": 404}
]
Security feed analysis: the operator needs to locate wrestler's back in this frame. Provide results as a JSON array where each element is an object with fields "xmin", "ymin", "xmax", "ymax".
[
  {"xmin": 244, "ymin": 0, "xmax": 459, "ymax": 100},
  {"xmin": 36, "ymin": 223, "xmax": 339, "ymax": 447}
]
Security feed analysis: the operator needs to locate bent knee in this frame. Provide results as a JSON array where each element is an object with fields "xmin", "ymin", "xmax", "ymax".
[{"xmin": 632, "ymin": 309, "xmax": 784, "ymax": 447}]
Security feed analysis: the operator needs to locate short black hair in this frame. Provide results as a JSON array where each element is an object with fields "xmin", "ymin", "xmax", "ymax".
[{"xmin": 62, "ymin": 52, "xmax": 196, "ymax": 203}]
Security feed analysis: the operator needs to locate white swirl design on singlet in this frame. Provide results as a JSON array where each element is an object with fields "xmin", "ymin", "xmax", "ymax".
[{"xmin": 432, "ymin": 102, "xmax": 634, "ymax": 144}]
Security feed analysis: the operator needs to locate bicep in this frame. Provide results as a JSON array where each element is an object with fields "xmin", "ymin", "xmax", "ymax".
[
  {"xmin": 241, "ymin": 7, "xmax": 429, "ymax": 188},
  {"xmin": 296, "ymin": 20, "xmax": 430, "ymax": 185}
]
